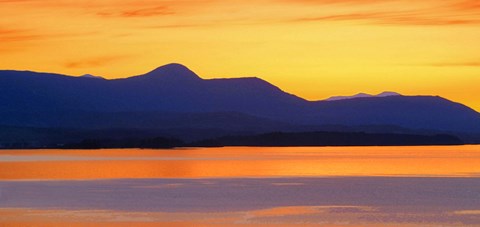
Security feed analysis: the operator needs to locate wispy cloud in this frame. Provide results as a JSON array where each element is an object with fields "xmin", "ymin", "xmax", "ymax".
[
  {"xmin": 451, "ymin": 0, "xmax": 480, "ymax": 11},
  {"xmin": 64, "ymin": 55, "xmax": 129, "ymax": 69},
  {"xmin": 276, "ymin": 0, "xmax": 393, "ymax": 5},
  {"xmin": 291, "ymin": 11, "xmax": 480, "ymax": 26},
  {"xmin": 0, "ymin": 1, "xmax": 182, "ymax": 18},
  {"xmin": 145, "ymin": 23, "xmax": 210, "ymax": 29},
  {"xmin": 280, "ymin": 0, "xmax": 480, "ymax": 26},
  {"xmin": 429, "ymin": 61, "xmax": 480, "ymax": 67},
  {"xmin": 291, "ymin": 13, "xmax": 382, "ymax": 23},
  {"xmin": 0, "ymin": 0, "xmax": 40, "ymax": 3},
  {"xmin": 0, "ymin": 27, "xmax": 42, "ymax": 42},
  {"xmin": 97, "ymin": 5, "xmax": 175, "ymax": 18},
  {"xmin": 0, "ymin": 25, "xmax": 97, "ymax": 44}
]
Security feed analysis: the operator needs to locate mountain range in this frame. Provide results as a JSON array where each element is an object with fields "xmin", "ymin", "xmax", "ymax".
[
  {"xmin": 1, "ymin": 63, "xmax": 480, "ymax": 145},
  {"xmin": 325, "ymin": 92, "xmax": 401, "ymax": 101}
]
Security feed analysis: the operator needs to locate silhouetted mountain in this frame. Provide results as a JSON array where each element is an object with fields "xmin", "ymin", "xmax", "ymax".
[
  {"xmin": 325, "ymin": 91, "xmax": 401, "ymax": 101},
  {"xmin": 129, "ymin": 63, "xmax": 202, "ymax": 82},
  {"xmin": 306, "ymin": 95, "xmax": 480, "ymax": 133},
  {"xmin": 1, "ymin": 63, "xmax": 480, "ymax": 143},
  {"xmin": 80, "ymin": 74, "xmax": 105, "ymax": 80}
]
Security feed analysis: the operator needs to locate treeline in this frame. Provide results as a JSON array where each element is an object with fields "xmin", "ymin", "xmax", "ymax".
[
  {"xmin": 1, "ymin": 131, "xmax": 464, "ymax": 149},
  {"xmin": 62, "ymin": 137, "xmax": 184, "ymax": 149},
  {"xmin": 192, "ymin": 131, "xmax": 464, "ymax": 147}
]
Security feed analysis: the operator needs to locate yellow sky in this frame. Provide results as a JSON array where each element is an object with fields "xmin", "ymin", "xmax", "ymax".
[{"xmin": 1, "ymin": 0, "xmax": 480, "ymax": 110}]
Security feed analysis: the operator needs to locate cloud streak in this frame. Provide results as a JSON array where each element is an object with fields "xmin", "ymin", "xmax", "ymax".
[
  {"xmin": 0, "ymin": 27, "xmax": 43, "ymax": 42},
  {"xmin": 64, "ymin": 55, "xmax": 129, "ymax": 69},
  {"xmin": 291, "ymin": 11, "xmax": 480, "ymax": 26},
  {"xmin": 281, "ymin": 0, "xmax": 480, "ymax": 26},
  {"xmin": 429, "ymin": 61, "xmax": 480, "ymax": 67},
  {"xmin": 452, "ymin": 0, "xmax": 480, "ymax": 11},
  {"xmin": 97, "ymin": 5, "xmax": 175, "ymax": 18},
  {"xmin": 0, "ymin": 0, "xmax": 40, "ymax": 3},
  {"xmin": 277, "ymin": 0, "xmax": 394, "ymax": 5}
]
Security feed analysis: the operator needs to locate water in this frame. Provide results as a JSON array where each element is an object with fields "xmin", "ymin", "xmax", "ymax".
[{"xmin": 1, "ymin": 146, "xmax": 480, "ymax": 226}]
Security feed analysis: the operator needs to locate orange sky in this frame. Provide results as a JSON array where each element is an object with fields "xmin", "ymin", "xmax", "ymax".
[{"xmin": 1, "ymin": 0, "xmax": 480, "ymax": 110}]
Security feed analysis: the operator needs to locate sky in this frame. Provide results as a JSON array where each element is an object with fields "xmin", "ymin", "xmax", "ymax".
[{"xmin": 1, "ymin": 0, "xmax": 480, "ymax": 110}]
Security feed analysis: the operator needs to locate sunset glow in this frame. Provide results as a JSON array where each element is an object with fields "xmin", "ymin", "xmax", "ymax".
[
  {"xmin": 1, "ymin": 0, "xmax": 480, "ymax": 109},
  {"xmin": 1, "ymin": 146, "xmax": 480, "ymax": 180}
]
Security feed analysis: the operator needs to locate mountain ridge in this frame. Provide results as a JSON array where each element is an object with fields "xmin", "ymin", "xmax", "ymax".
[
  {"xmin": 325, "ymin": 91, "xmax": 402, "ymax": 101},
  {"xmin": 1, "ymin": 63, "xmax": 479, "ymax": 138},
  {"xmin": 80, "ymin": 74, "xmax": 105, "ymax": 80}
]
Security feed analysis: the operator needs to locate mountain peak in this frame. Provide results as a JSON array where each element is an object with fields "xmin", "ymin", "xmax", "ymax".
[
  {"xmin": 377, "ymin": 91, "xmax": 401, "ymax": 97},
  {"xmin": 325, "ymin": 91, "xmax": 402, "ymax": 101},
  {"xmin": 152, "ymin": 63, "xmax": 190, "ymax": 72},
  {"xmin": 142, "ymin": 63, "xmax": 202, "ymax": 81},
  {"xmin": 80, "ymin": 74, "xmax": 105, "ymax": 80}
]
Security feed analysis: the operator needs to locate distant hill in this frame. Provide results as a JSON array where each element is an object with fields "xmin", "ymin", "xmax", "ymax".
[
  {"xmin": 325, "ymin": 91, "xmax": 401, "ymax": 101},
  {"xmin": 307, "ymin": 95, "xmax": 480, "ymax": 133},
  {"xmin": 80, "ymin": 74, "xmax": 105, "ymax": 80},
  {"xmin": 1, "ymin": 63, "xmax": 480, "ymax": 146}
]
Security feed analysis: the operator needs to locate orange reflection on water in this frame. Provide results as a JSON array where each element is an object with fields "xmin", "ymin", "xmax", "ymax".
[{"xmin": 0, "ymin": 146, "xmax": 480, "ymax": 180}]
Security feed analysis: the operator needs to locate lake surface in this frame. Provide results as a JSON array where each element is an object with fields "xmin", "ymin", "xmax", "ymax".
[{"xmin": 1, "ymin": 146, "xmax": 480, "ymax": 226}]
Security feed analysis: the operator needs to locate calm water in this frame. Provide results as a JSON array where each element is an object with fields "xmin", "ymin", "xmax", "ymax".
[{"xmin": 1, "ymin": 146, "xmax": 480, "ymax": 226}]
